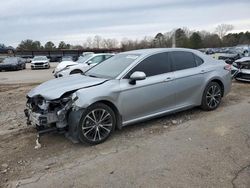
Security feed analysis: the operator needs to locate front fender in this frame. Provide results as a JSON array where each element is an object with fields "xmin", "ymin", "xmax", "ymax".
[{"xmin": 73, "ymin": 80, "xmax": 120, "ymax": 109}]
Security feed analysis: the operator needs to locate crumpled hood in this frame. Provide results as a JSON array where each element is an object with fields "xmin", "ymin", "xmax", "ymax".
[
  {"xmin": 55, "ymin": 61, "xmax": 77, "ymax": 72},
  {"xmin": 27, "ymin": 74, "xmax": 108, "ymax": 100}
]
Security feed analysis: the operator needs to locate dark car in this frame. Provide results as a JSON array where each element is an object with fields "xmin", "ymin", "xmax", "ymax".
[
  {"xmin": 0, "ymin": 57, "xmax": 26, "ymax": 71},
  {"xmin": 217, "ymin": 53, "xmax": 241, "ymax": 64},
  {"xmin": 61, "ymin": 56, "xmax": 73, "ymax": 62}
]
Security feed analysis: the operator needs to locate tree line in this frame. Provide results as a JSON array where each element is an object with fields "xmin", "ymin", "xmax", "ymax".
[
  {"xmin": 121, "ymin": 24, "xmax": 250, "ymax": 51},
  {"xmin": 3, "ymin": 24, "xmax": 250, "ymax": 51}
]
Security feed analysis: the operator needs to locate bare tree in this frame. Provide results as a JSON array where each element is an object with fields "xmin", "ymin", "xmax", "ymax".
[
  {"xmin": 215, "ymin": 24, "xmax": 234, "ymax": 38},
  {"xmin": 93, "ymin": 35, "xmax": 102, "ymax": 48},
  {"xmin": 102, "ymin": 38, "xmax": 119, "ymax": 48},
  {"xmin": 85, "ymin": 37, "xmax": 93, "ymax": 48}
]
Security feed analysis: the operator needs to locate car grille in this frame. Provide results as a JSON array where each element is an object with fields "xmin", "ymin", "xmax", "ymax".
[
  {"xmin": 241, "ymin": 65, "xmax": 250, "ymax": 69},
  {"xmin": 35, "ymin": 63, "xmax": 45, "ymax": 65}
]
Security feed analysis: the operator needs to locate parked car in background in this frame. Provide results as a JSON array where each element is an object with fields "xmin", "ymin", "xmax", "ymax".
[
  {"xmin": 56, "ymin": 54, "xmax": 114, "ymax": 77},
  {"xmin": 0, "ymin": 57, "xmax": 26, "ymax": 71},
  {"xmin": 232, "ymin": 57, "xmax": 250, "ymax": 82},
  {"xmin": 31, "ymin": 56, "xmax": 50, "ymax": 69},
  {"xmin": 82, "ymin": 52, "xmax": 94, "ymax": 56},
  {"xmin": 25, "ymin": 48, "xmax": 231, "ymax": 145},
  {"xmin": 61, "ymin": 56, "xmax": 73, "ymax": 62},
  {"xmin": 54, "ymin": 53, "xmax": 113, "ymax": 77},
  {"xmin": 210, "ymin": 53, "xmax": 241, "ymax": 64}
]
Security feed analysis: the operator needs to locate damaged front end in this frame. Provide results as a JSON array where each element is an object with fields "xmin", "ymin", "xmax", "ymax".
[
  {"xmin": 233, "ymin": 60, "xmax": 250, "ymax": 82},
  {"xmin": 24, "ymin": 93, "xmax": 82, "ymax": 142}
]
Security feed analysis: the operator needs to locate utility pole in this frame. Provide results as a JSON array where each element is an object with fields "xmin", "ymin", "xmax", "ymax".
[{"xmin": 172, "ymin": 30, "xmax": 176, "ymax": 48}]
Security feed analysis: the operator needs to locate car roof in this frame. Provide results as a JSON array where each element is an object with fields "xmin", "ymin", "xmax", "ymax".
[
  {"xmin": 121, "ymin": 48, "xmax": 200, "ymax": 56},
  {"xmin": 92, "ymin": 53, "xmax": 114, "ymax": 56}
]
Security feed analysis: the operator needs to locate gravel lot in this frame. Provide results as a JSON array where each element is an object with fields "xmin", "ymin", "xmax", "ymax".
[
  {"xmin": 0, "ymin": 63, "xmax": 58, "ymax": 84},
  {"xmin": 0, "ymin": 67, "xmax": 249, "ymax": 188}
]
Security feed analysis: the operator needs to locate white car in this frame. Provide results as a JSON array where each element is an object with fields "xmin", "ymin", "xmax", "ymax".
[
  {"xmin": 31, "ymin": 56, "xmax": 50, "ymax": 69},
  {"xmin": 54, "ymin": 53, "xmax": 114, "ymax": 78}
]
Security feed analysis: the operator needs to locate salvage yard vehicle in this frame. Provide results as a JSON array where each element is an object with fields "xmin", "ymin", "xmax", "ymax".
[
  {"xmin": 31, "ymin": 56, "xmax": 50, "ymax": 69},
  {"xmin": 0, "ymin": 57, "xmax": 26, "ymax": 71},
  {"xmin": 232, "ymin": 57, "xmax": 250, "ymax": 82},
  {"xmin": 210, "ymin": 53, "xmax": 241, "ymax": 64},
  {"xmin": 53, "ymin": 53, "xmax": 114, "ymax": 78},
  {"xmin": 25, "ymin": 48, "xmax": 232, "ymax": 145}
]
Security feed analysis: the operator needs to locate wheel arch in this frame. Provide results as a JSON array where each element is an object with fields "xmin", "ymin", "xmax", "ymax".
[
  {"xmin": 70, "ymin": 69, "xmax": 83, "ymax": 74},
  {"xmin": 91, "ymin": 100, "xmax": 122, "ymax": 129},
  {"xmin": 209, "ymin": 78, "xmax": 225, "ymax": 97}
]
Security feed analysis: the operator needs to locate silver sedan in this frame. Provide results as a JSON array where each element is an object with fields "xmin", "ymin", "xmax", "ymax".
[{"xmin": 25, "ymin": 48, "xmax": 232, "ymax": 145}]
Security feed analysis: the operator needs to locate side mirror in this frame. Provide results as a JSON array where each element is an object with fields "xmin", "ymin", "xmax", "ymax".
[
  {"xmin": 129, "ymin": 71, "xmax": 146, "ymax": 85},
  {"xmin": 87, "ymin": 60, "xmax": 92, "ymax": 65}
]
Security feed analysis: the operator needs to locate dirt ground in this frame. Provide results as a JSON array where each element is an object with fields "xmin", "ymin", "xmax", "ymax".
[{"xmin": 0, "ymin": 68, "xmax": 250, "ymax": 188}]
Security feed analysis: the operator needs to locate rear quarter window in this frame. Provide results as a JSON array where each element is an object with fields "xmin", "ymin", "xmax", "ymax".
[{"xmin": 194, "ymin": 54, "xmax": 204, "ymax": 66}]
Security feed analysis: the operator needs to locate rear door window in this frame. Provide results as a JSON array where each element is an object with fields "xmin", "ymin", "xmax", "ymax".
[{"xmin": 171, "ymin": 51, "xmax": 196, "ymax": 71}]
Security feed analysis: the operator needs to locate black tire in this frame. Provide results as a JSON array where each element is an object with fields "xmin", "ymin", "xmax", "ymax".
[
  {"xmin": 78, "ymin": 103, "xmax": 116, "ymax": 145},
  {"xmin": 201, "ymin": 82, "xmax": 222, "ymax": 111},
  {"xmin": 70, "ymin": 69, "xmax": 83, "ymax": 75}
]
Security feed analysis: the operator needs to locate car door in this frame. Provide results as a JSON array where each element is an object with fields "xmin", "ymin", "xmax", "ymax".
[
  {"xmin": 170, "ymin": 51, "xmax": 205, "ymax": 107},
  {"xmin": 118, "ymin": 52, "xmax": 176, "ymax": 124}
]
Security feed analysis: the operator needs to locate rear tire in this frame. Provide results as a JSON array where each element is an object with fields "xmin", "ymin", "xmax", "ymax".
[
  {"xmin": 201, "ymin": 82, "xmax": 222, "ymax": 111},
  {"xmin": 78, "ymin": 103, "xmax": 116, "ymax": 145}
]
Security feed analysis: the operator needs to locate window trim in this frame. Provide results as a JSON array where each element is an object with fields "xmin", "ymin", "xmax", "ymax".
[{"xmin": 193, "ymin": 53, "xmax": 204, "ymax": 66}]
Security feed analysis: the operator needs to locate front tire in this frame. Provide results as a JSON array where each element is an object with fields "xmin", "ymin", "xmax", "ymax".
[
  {"xmin": 78, "ymin": 103, "xmax": 116, "ymax": 145},
  {"xmin": 201, "ymin": 82, "xmax": 222, "ymax": 111}
]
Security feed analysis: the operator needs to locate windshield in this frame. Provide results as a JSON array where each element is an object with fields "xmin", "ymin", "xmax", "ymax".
[
  {"xmin": 77, "ymin": 54, "xmax": 94, "ymax": 63},
  {"xmin": 85, "ymin": 54, "xmax": 140, "ymax": 78},
  {"xmin": 3, "ymin": 57, "xmax": 17, "ymax": 63},
  {"xmin": 33, "ymin": 56, "xmax": 47, "ymax": 61}
]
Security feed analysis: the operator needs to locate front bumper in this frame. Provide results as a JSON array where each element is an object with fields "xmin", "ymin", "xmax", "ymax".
[
  {"xmin": 24, "ymin": 108, "xmax": 58, "ymax": 127},
  {"xmin": 54, "ymin": 69, "xmax": 70, "ymax": 78},
  {"xmin": 0, "ymin": 65, "xmax": 17, "ymax": 71},
  {"xmin": 24, "ymin": 97, "xmax": 83, "ymax": 143},
  {"xmin": 31, "ymin": 63, "xmax": 49, "ymax": 69}
]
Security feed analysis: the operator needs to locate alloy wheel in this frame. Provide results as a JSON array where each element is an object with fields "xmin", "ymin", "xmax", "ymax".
[
  {"xmin": 81, "ymin": 109, "xmax": 113, "ymax": 142},
  {"xmin": 206, "ymin": 85, "xmax": 221, "ymax": 109}
]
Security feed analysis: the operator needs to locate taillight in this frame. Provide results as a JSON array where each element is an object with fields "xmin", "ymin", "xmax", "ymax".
[{"xmin": 224, "ymin": 64, "xmax": 231, "ymax": 71}]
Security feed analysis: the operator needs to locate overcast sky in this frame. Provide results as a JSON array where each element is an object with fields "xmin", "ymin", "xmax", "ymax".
[{"xmin": 0, "ymin": 0, "xmax": 250, "ymax": 47}]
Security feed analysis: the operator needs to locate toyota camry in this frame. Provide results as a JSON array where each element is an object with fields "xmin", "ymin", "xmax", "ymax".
[{"xmin": 25, "ymin": 48, "xmax": 231, "ymax": 145}]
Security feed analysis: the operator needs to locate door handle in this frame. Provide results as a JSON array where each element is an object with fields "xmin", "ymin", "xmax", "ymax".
[
  {"xmin": 164, "ymin": 77, "xmax": 172, "ymax": 82},
  {"xmin": 200, "ymin": 70, "xmax": 206, "ymax": 74}
]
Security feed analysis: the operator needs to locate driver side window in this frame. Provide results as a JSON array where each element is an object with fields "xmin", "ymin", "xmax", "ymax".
[{"xmin": 125, "ymin": 52, "xmax": 171, "ymax": 78}]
